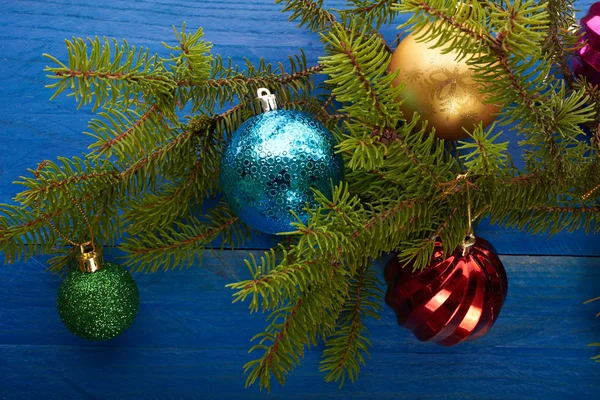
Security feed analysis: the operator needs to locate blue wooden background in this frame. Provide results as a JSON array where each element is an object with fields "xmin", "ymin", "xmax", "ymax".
[{"xmin": 0, "ymin": 0, "xmax": 599, "ymax": 398}]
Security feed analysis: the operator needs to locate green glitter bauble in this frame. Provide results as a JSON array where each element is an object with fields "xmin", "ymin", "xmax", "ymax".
[{"xmin": 57, "ymin": 262, "xmax": 139, "ymax": 341}]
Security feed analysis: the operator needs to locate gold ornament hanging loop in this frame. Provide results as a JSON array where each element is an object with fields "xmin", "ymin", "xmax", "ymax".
[
  {"xmin": 457, "ymin": 173, "xmax": 476, "ymax": 256},
  {"xmin": 456, "ymin": 173, "xmax": 473, "ymax": 237},
  {"xmin": 33, "ymin": 161, "xmax": 101, "ymax": 272},
  {"xmin": 78, "ymin": 241, "xmax": 103, "ymax": 273}
]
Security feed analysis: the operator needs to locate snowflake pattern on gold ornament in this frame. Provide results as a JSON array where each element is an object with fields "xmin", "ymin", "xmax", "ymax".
[
  {"xmin": 389, "ymin": 24, "xmax": 499, "ymax": 139},
  {"xmin": 419, "ymin": 63, "xmax": 482, "ymax": 121},
  {"xmin": 405, "ymin": 68, "xmax": 422, "ymax": 83}
]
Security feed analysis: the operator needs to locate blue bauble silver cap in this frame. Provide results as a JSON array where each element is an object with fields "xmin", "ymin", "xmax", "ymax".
[
  {"xmin": 219, "ymin": 88, "xmax": 344, "ymax": 235},
  {"xmin": 255, "ymin": 88, "xmax": 278, "ymax": 113}
]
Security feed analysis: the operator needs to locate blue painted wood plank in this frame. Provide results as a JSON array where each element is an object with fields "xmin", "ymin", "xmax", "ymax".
[
  {"xmin": 0, "ymin": 252, "xmax": 599, "ymax": 398},
  {"xmin": 0, "ymin": 0, "xmax": 598, "ymax": 254},
  {"xmin": 0, "ymin": 345, "xmax": 598, "ymax": 399}
]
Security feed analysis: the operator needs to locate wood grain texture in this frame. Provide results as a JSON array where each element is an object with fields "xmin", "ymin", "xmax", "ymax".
[
  {"xmin": 0, "ymin": 251, "xmax": 599, "ymax": 398},
  {"xmin": 0, "ymin": 0, "xmax": 597, "ymax": 254}
]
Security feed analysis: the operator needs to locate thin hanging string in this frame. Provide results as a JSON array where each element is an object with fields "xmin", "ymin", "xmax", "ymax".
[
  {"xmin": 33, "ymin": 165, "xmax": 95, "ymax": 249},
  {"xmin": 456, "ymin": 173, "xmax": 473, "ymax": 238},
  {"xmin": 582, "ymin": 182, "xmax": 600, "ymax": 201},
  {"xmin": 41, "ymin": 213, "xmax": 80, "ymax": 246}
]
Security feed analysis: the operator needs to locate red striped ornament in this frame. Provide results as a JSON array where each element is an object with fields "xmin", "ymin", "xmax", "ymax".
[{"xmin": 384, "ymin": 236, "xmax": 508, "ymax": 346}]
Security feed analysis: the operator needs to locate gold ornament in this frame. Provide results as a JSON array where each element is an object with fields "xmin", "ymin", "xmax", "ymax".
[{"xmin": 389, "ymin": 26, "xmax": 499, "ymax": 140}]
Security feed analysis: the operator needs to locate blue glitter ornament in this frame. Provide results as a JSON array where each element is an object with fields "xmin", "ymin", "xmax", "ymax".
[{"xmin": 220, "ymin": 88, "xmax": 344, "ymax": 234}]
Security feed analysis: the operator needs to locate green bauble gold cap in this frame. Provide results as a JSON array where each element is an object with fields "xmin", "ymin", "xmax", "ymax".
[{"xmin": 57, "ymin": 243, "xmax": 139, "ymax": 341}]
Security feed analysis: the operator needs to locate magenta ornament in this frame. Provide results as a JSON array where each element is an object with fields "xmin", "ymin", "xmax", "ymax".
[{"xmin": 577, "ymin": 2, "xmax": 600, "ymax": 86}]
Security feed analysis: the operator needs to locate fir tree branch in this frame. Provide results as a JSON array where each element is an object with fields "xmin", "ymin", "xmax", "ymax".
[
  {"xmin": 14, "ymin": 157, "xmax": 121, "ymax": 212},
  {"xmin": 279, "ymin": 64, "xmax": 324, "ymax": 84},
  {"xmin": 280, "ymin": 98, "xmax": 338, "ymax": 123},
  {"xmin": 276, "ymin": 0, "xmax": 337, "ymax": 32},
  {"xmin": 118, "ymin": 127, "xmax": 193, "ymax": 182},
  {"xmin": 124, "ymin": 157, "xmax": 212, "ymax": 235},
  {"xmin": 244, "ymin": 271, "xmax": 348, "ymax": 391},
  {"xmin": 19, "ymin": 170, "xmax": 119, "ymax": 199},
  {"xmin": 128, "ymin": 217, "xmax": 237, "ymax": 255},
  {"xmin": 4, "ymin": 99, "xmax": 245, "ymax": 269},
  {"xmin": 320, "ymin": 264, "xmax": 382, "ymax": 386},
  {"xmin": 342, "ymin": 0, "xmax": 399, "ymax": 30},
  {"xmin": 116, "ymin": 101, "xmax": 242, "ymax": 192},
  {"xmin": 245, "ymin": 294, "xmax": 305, "ymax": 391},
  {"xmin": 0, "ymin": 191, "xmax": 120, "ymax": 265},
  {"xmin": 543, "ymin": 0, "xmax": 579, "ymax": 90},
  {"xmin": 232, "ymin": 186, "xmax": 431, "ymax": 320},
  {"xmin": 348, "ymin": 0, "xmax": 395, "ymax": 15},
  {"xmin": 341, "ymin": 43, "xmax": 385, "ymax": 117},
  {"xmin": 53, "ymin": 69, "xmax": 173, "ymax": 84},
  {"xmin": 16, "ymin": 125, "xmax": 194, "ymax": 206},
  {"xmin": 458, "ymin": 124, "xmax": 510, "ymax": 176},
  {"xmin": 179, "ymin": 51, "xmax": 319, "ymax": 113},
  {"xmin": 276, "ymin": 0, "xmax": 393, "ymax": 52},
  {"xmin": 575, "ymin": 80, "xmax": 600, "ymax": 136},
  {"xmin": 237, "ymin": 184, "xmax": 440, "ymax": 389},
  {"xmin": 44, "ymin": 37, "xmax": 176, "ymax": 110},
  {"xmin": 500, "ymin": 203, "xmax": 600, "ymax": 235},
  {"xmin": 162, "ymin": 24, "xmax": 213, "ymax": 83},
  {"xmin": 343, "ymin": 123, "xmax": 456, "ymax": 190},
  {"xmin": 229, "ymin": 252, "xmax": 318, "ymax": 312},
  {"xmin": 354, "ymin": 196, "xmax": 427, "ymax": 239},
  {"xmin": 397, "ymin": 205, "xmax": 459, "ymax": 268},
  {"xmin": 96, "ymin": 103, "xmax": 160, "ymax": 153},
  {"xmin": 122, "ymin": 204, "xmax": 247, "ymax": 272},
  {"xmin": 203, "ymin": 67, "xmax": 322, "ymax": 89},
  {"xmin": 321, "ymin": 20, "xmax": 402, "ymax": 127}
]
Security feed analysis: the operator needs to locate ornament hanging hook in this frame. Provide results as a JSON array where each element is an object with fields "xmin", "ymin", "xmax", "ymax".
[
  {"xmin": 255, "ymin": 87, "xmax": 278, "ymax": 113},
  {"xmin": 457, "ymin": 172, "xmax": 476, "ymax": 255}
]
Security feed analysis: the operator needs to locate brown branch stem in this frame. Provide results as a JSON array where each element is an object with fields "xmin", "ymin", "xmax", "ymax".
[
  {"xmin": 265, "ymin": 297, "xmax": 303, "ymax": 368},
  {"xmin": 335, "ymin": 267, "xmax": 365, "ymax": 370},
  {"xmin": 99, "ymin": 104, "xmax": 159, "ymax": 152},
  {"xmin": 130, "ymin": 217, "xmax": 238, "ymax": 254}
]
